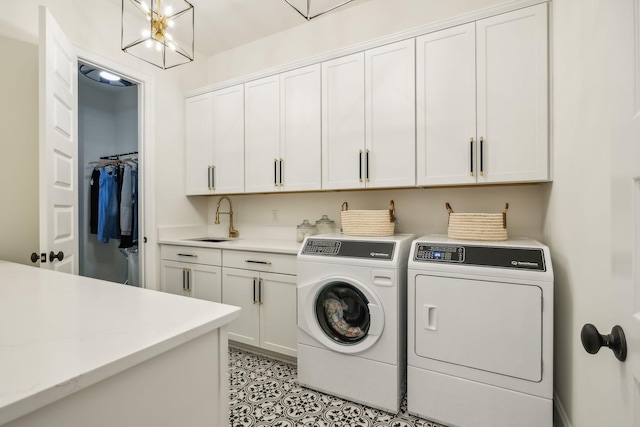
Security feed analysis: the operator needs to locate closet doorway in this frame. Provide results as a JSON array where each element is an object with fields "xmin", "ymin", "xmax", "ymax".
[{"xmin": 78, "ymin": 61, "xmax": 142, "ymax": 286}]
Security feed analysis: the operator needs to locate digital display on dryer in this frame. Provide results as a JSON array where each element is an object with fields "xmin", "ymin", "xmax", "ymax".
[{"xmin": 414, "ymin": 244, "xmax": 465, "ymax": 263}]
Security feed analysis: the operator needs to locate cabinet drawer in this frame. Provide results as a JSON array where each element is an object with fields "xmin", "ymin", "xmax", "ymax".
[
  {"xmin": 161, "ymin": 245, "xmax": 222, "ymax": 265},
  {"xmin": 223, "ymin": 250, "xmax": 296, "ymax": 275}
]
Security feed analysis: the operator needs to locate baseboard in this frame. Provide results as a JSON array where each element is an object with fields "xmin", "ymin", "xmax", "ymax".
[
  {"xmin": 554, "ymin": 390, "xmax": 572, "ymax": 427},
  {"xmin": 230, "ymin": 341, "xmax": 297, "ymax": 366}
]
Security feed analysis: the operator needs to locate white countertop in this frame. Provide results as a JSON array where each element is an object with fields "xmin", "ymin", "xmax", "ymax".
[
  {"xmin": 158, "ymin": 237, "xmax": 302, "ymax": 255},
  {"xmin": 0, "ymin": 261, "xmax": 241, "ymax": 425}
]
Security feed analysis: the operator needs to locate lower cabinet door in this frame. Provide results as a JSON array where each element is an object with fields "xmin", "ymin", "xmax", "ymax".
[
  {"xmin": 162, "ymin": 260, "xmax": 189, "ymax": 297},
  {"xmin": 190, "ymin": 264, "xmax": 222, "ymax": 303},
  {"xmin": 222, "ymin": 267, "xmax": 260, "ymax": 347},
  {"xmin": 260, "ymin": 272, "xmax": 298, "ymax": 357},
  {"xmin": 162, "ymin": 261, "xmax": 222, "ymax": 302}
]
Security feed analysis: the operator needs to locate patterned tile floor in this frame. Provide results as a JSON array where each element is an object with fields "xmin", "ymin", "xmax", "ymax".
[{"xmin": 229, "ymin": 347, "xmax": 447, "ymax": 427}]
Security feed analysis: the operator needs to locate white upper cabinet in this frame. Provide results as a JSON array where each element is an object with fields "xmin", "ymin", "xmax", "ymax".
[
  {"xmin": 476, "ymin": 3, "xmax": 548, "ymax": 183},
  {"xmin": 211, "ymin": 85, "xmax": 245, "ymax": 194},
  {"xmin": 322, "ymin": 39, "xmax": 416, "ymax": 190},
  {"xmin": 280, "ymin": 64, "xmax": 322, "ymax": 191},
  {"xmin": 416, "ymin": 23, "xmax": 477, "ymax": 186},
  {"xmin": 185, "ymin": 93, "xmax": 214, "ymax": 195},
  {"xmin": 245, "ymin": 75, "xmax": 281, "ymax": 193},
  {"xmin": 417, "ymin": 3, "xmax": 549, "ymax": 186},
  {"xmin": 245, "ymin": 64, "xmax": 321, "ymax": 193},
  {"xmin": 185, "ymin": 85, "xmax": 245, "ymax": 195},
  {"xmin": 365, "ymin": 39, "xmax": 416, "ymax": 188},
  {"xmin": 321, "ymin": 52, "xmax": 366, "ymax": 190}
]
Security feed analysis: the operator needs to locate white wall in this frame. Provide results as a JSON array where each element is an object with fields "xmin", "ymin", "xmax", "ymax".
[
  {"xmin": 0, "ymin": 36, "xmax": 39, "ymax": 265},
  {"xmin": 543, "ymin": 1, "xmax": 619, "ymax": 426},
  {"xmin": 207, "ymin": 0, "xmax": 518, "ymax": 84},
  {"xmin": 209, "ymin": 186, "xmax": 546, "ymax": 240},
  {"xmin": 0, "ymin": 0, "xmax": 211, "ymax": 288}
]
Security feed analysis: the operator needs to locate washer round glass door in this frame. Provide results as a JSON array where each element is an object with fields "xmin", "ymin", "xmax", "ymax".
[{"xmin": 315, "ymin": 282, "xmax": 371, "ymax": 345}]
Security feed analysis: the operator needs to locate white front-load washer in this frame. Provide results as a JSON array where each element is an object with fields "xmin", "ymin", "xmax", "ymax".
[
  {"xmin": 297, "ymin": 233, "xmax": 414, "ymax": 413},
  {"xmin": 407, "ymin": 235, "xmax": 554, "ymax": 427}
]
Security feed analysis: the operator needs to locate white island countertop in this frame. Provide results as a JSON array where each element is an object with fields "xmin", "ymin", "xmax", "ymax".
[{"xmin": 0, "ymin": 261, "xmax": 240, "ymax": 426}]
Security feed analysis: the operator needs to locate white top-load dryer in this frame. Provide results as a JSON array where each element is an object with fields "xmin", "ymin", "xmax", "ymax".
[
  {"xmin": 407, "ymin": 235, "xmax": 553, "ymax": 427},
  {"xmin": 297, "ymin": 233, "xmax": 414, "ymax": 413}
]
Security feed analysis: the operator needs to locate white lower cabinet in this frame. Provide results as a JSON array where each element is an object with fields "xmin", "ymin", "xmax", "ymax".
[
  {"xmin": 160, "ymin": 245, "xmax": 222, "ymax": 302},
  {"xmin": 222, "ymin": 251, "xmax": 297, "ymax": 357}
]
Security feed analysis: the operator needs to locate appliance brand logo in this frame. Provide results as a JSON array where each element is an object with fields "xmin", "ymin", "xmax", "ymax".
[
  {"xmin": 370, "ymin": 252, "xmax": 390, "ymax": 258},
  {"xmin": 511, "ymin": 260, "xmax": 539, "ymax": 267}
]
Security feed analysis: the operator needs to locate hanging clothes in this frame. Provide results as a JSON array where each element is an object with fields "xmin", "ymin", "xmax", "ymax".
[
  {"xmin": 90, "ymin": 159, "xmax": 139, "ymax": 245},
  {"xmin": 97, "ymin": 166, "xmax": 120, "ymax": 243},
  {"xmin": 119, "ymin": 164, "xmax": 135, "ymax": 248},
  {"xmin": 89, "ymin": 168, "xmax": 101, "ymax": 234}
]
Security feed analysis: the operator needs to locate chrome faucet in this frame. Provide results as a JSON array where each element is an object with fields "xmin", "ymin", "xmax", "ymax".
[{"xmin": 215, "ymin": 196, "xmax": 239, "ymax": 238}]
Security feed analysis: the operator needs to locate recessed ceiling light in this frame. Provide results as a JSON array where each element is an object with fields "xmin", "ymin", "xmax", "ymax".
[
  {"xmin": 99, "ymin": 71, "xmax": 121, "ymax": 81},
  {"xmin": 79, "ymin": 64, "xmax": 134, "ymax": 87}
]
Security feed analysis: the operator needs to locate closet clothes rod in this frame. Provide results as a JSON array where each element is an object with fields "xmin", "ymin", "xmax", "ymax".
[
  {"xmin": 99, "ymin": 150, "xmax": 138, "ymax": 160},
  {"xmin": 88, "ymin": 157, "xmax": 137, "ymax": 166}
]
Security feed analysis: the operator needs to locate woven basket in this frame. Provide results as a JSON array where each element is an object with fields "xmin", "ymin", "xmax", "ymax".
[
  {"xmin": 341, "ymin": 200, "xmax": 396, "ymax": 237},
  {"xmin": 446, "ymin": 202, "xmax": 509, "ymax": 241}
]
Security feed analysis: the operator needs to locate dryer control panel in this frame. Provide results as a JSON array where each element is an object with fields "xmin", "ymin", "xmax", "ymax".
[{"xmin": 413, "ymin": 243, "xmax": 546, "ymax": 271}]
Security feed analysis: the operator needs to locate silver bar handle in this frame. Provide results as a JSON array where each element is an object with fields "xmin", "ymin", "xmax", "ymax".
[
  {"xmin": 365, "ymin": 149, "xmax": 370, "ymax": 182},
  {"xmin": 274, "ymin": 158, "xmax": 278, "ymax": 186},
  {"xmin": 480, "ymin": 136, "xmax": 484, "ymax": 176},
  {"xmin": 253, "ymin": 277, "xmax": 258, "ymax": 304},
  {"xmin": 258, "ymin": 278, "xmax": 263, "ymax": 305},
  {"xmin": 177, "ymin": 253, "xmax": 198, "ymax": 258},
  {"xmin": 358, "ymin": 150, "xmax": 363, "ymax": 182},
  {"xmin": 211, "ymin": 165, "xmax": 216, "ymax": 190},
  {"xmin": 470, "ymin": 137, "xmax": 474, "ymax": 177},
  {"xmin": 245, "ymin": 260, "xmax": 272, "ymax": 265},
  {"xmin": 279, "ymin": 158, "xmax": 283, "ymax": 186}
]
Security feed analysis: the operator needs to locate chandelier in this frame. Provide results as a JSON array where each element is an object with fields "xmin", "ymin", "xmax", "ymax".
[
  {"xmin": 285, "ymin": 0, "xmax": 357, "ymax": 21},
  {"xmin": 121, "ymin": 0, "xmax": 194, "ymax": 70}
]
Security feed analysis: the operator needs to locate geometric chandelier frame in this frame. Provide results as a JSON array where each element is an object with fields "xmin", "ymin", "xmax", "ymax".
[{"xmin": 121, "ymin": 0, "xmax": 194, "ymax": 70}]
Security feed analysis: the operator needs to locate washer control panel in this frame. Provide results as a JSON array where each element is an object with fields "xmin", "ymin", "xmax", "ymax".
[
  {"xmin": 413, "ymin": 242, "xmax": 546, "ymax": 271},
  {"xmin": 302, "ymin": 239, "xmax": 396, "ymax": 260},
  {"xmin": 302, "ymin": 239, "xmax": 341, "ymax": 256}
]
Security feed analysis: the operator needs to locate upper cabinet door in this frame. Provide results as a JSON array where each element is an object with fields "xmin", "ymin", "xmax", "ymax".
[
  {"xmin": 476, "ymin": 3, "xmax": 549, "ymax": 183},
  {"xmin": 185, "ymin": 93, "xmax": 214, "ymax": 195},
  {"xmin": 365, "ymin": 39, "xmax": 416, "ymax": 188},
  {"xmin": 321, "ymin": 52, "xmax": 366, "ymax": 190},
  {"xmin": 245, "ymin": 75, "xmax": 281, "ymax": 193},
  {"xmin": 212, "ymin": 84, "xmax": 245, "ymax": 194},
  {"xmin": 416, "ymin": 23, "xmax": 477, "ymax": 186},
  {"xmin": 280, "ymin": 64, "xmax": 321, "ymax": 192}
]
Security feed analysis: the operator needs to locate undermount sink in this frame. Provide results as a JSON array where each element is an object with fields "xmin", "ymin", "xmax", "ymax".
[{"xmin": 188, "ymin": 237, "xmax": 234, "ymax": 243}]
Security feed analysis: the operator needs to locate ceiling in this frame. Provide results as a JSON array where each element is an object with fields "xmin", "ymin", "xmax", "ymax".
[{"xmin": 181, "ymin": 0, "xmax": 365, "ymax": 57}]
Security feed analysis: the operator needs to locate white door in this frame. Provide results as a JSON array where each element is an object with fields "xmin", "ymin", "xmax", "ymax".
[
  {"xmin": 211, "ymin": 85, "xmax": 244, "ymax": 195},
  {"xmin": 365, "ymin": 39, "xmax": 416, "ymax": 188},
  {"xmin": 185, "ymin": 93, "xmax": 214, "ymax": 195},
  {"xmin": 280, "ymin": 64, "xmax": 321, "ymax": 192},
  {"xmin": 416, "ymin": 23, "xmax": 476, "ymax": 186},
  {"xmin": 244, "ymin": 75, "xmax": 280, "ymax": 193},
  {"xmin": 609, "ymin": 0, "xmax": 640, "ymax": 424},
  {"xmin": 259, "ymin": 271, "xmax": 297, "ymax": 357},
  {"xmin": 39, "ymin": 7, "xmax": 78, "ymax": 274},
  {"xmin": 476, "ymin": 4, "xmax": 548, "ymax": 184},
  {"xmin": 321, "ymin": 52, "xmax": 366, "ymax": 190},
  {"xmin": 221, "ymin": 267, "xmax": 260, "ymax": 347}
]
